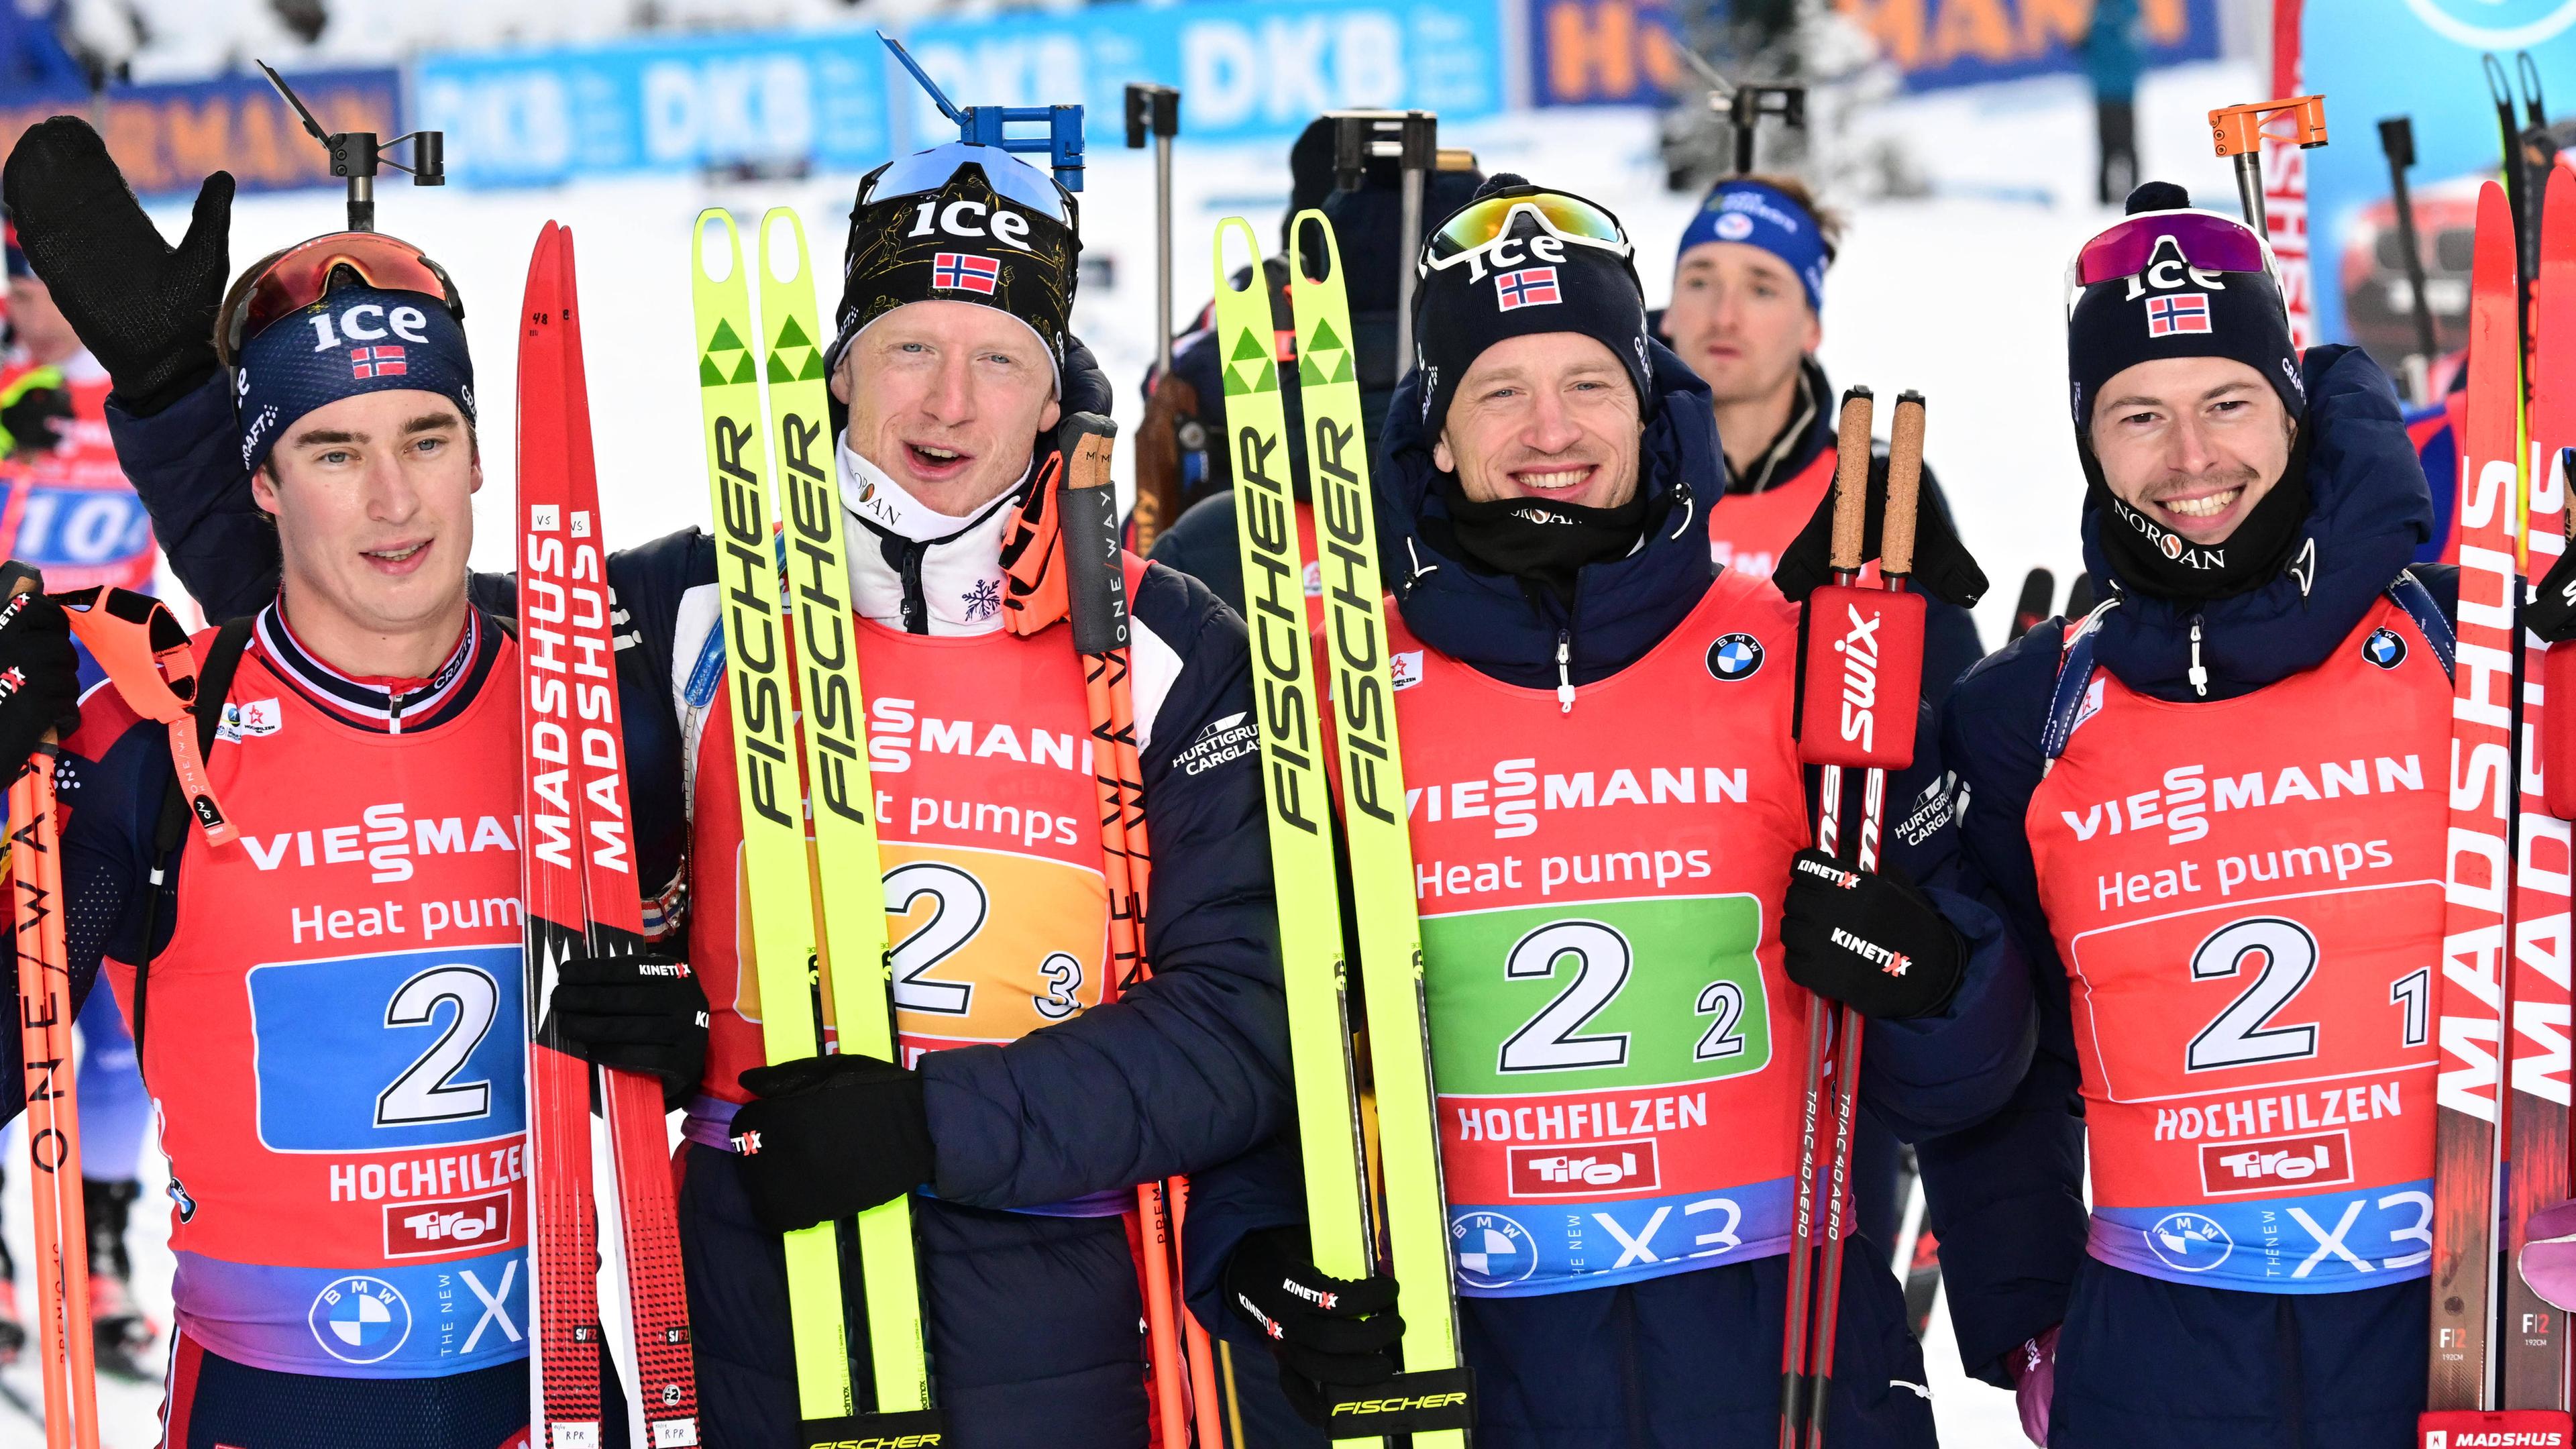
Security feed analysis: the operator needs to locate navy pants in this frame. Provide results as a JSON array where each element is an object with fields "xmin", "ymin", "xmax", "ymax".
[
  {"xmin": 682, "ymin": 1140, "xmax": 1159, "ymax": 1448},
  {"xmin": 154, "ymin": 1328, "xmax": 623, "ymax": 1449},
  {"xmin": 1458, "ymin": 1237, "xmax": 1935, "ymax": 1449},
  {"xmin": 2051, "ymin": 1258, "xmax": 2426, "ymax": 1448}
]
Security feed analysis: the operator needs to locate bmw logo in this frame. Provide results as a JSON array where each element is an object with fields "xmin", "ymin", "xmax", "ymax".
[
  {"xmin": 2363, "ymin": 627, "xmax": 2406, "ymax": 670},
  {"xmin": 1450, "ymin": 1210, "xmax": 1540, "ymax": 1290},
  {"xmin": 2144, "ymin": 1212, "xmax": 2233, "ymax": 1274},
  {"xmin": 1707, "ymin": 633, "xmax": 1764, "ymax": 681},
  {"xmin": 309, "ymin": 1275, "xmax": 412, "ymax": 1364}
]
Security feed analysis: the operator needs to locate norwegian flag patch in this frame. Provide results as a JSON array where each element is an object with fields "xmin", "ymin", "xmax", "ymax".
[
  {"xmin": 2144, "ymin": 293, "xmax": 2210, "ymax": 337},
  {"xmin": 932, "ymin": 252, "xmax": 1001, "ymax": 294},
  {"xmin": 350, "ymin": 345, "xmax": 408, "ymax": 380},
  {"xmin": 1495, "ymin": 266, "xmax": 1561, "ymax": 311}
]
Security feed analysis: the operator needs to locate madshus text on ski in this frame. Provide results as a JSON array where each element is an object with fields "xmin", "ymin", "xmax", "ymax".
[{"xmin": 0, "ymin": 52, "xmax": 2567, "ymax": 1449}]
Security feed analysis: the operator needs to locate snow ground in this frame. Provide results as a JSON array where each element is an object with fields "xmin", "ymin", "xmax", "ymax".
[{"xmin": 1, "ymin": 55, "xmax": 2268, "ymax": 1446}]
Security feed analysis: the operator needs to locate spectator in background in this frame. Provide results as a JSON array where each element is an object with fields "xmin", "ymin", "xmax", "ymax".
[{"xmin": 2086, "ymin": 0, "xmax": 2143, "ymax": 206}]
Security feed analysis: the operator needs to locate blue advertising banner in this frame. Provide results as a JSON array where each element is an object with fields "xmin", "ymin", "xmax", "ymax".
[
  {"xmin": 2301, "ymin": 1, "xmax": 2576, "ymax": 360},
  {"xmin": 416, "ymin": 0, "xmax": 1507, "ymax": 188},
  {"xmin": 415, "ymin": 32, "xmax": 891, "ymax": 187},
  {"xmin": 0, "ymin": 68, "xmax": 400, "ymax": 197},
  {"xmin": 1527, "ymin": 0, "xmax": 2218, "ymax": 107}
]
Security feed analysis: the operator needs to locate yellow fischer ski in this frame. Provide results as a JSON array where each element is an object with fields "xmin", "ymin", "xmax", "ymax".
[
  {"xmin": 1215, "ymin": 211, "xmax": 1474, "ymax": 1442},
  {"xmin": 692, "ymin": 207, "xmax": 940, "ymax": 1446}
]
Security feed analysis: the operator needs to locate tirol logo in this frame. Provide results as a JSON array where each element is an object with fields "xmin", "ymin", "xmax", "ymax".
[
  {"xmin": 217, "ymin": 698, "xmax": 283, "ymax": 742},
  {"xmin": 385, "ymin": 1187, "xmax": 514, "ymax": 1258},
  {"xmin": 2143, "ymin": 1211, "xmax": 2233, "ymax": 1273},
  {"xmin": 2363, "ymin": 627, "xmax": 2407, "ymax": 669},
  {"xmin": 2198, "ymin": 1130, "xmax": 2353, "ymax": 1196},
  {"xmin": 309, "ymin": 1275, "xmax": 412, "ymax": 1364},
  {"xmin": 1707, "ymin": 633, "xmax": 1764, "ymax": 681},
  {"xmin": 1452, "ymin": 1210, "xmax": 1540, "ymax": 1289},
  {"xmin": 1506, "ymin": 1137, "xmax": 1660, "ymax": 1199}
]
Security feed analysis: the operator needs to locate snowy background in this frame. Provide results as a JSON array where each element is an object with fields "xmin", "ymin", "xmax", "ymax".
[{"xmin": 0, "ymin": 47, "xmax": 2281, "ymax": 1443}]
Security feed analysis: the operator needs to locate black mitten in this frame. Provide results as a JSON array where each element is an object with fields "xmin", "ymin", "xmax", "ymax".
[
  {"xmin": 1772, "ymin": 455, "xmax": 1988, "ymax": 608},
  {"xmin": 3, "ymin": 117, "xmax": 232, "ymax": 415},
  {"xmin": 549, "ymin": 951, "xmax": 708, "ymax": 1109},
  {"xmin": 1223, "ymin": 1226, "xmax": 1405, "ymax": 1427},
  {"xmin": 730, "ymin": 1054, "xmax": 934, "ymax": 1233}
]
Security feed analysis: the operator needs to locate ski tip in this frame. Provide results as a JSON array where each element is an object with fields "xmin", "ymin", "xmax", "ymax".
[
  {"xmin": 1288, "ymin": 207, "xmax": 1341, "ymax": 288},
  {"xmin": 1213, "ymin": 215, "xmax": 1263, "ymax": 291},
  {"xmin": 757, "ymin": 208, "xmax": 810, "ymax": 286},
  {"xmin": 694, "ymin": 209, "xmax": 741, "ymax": 282}
]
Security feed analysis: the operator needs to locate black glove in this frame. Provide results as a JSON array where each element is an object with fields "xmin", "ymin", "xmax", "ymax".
[
  {"xmin": 0, "ymin": 588, "xmax": 81, "ymax": 765},
  {"xmin": 2532, "ymin": 545, "xmax": 2576, "ymax": 641},
  {"xmin": 730, "ymin": 1053, "xmax": 934, "ymax": 1233},
  {"xmin": 549, "ymin": 951, "xmax": 708, "ymax": 1110},
  {"xmin": 3, "ymin": 118, "xmax": 232, "ymax": 417},
  {"xmin": 1772, "ymin": 455, "xmax": 1988, "ymax": 608},
  {"xmin": 0, "ymin": 367, "xmax": 73, "ymax": 458},
  {"xmin": 1224, "ymin": 1226, "xmax": 1403, "ymax": 1426},
  {"xmin": 1780, "ymin": 849, "xmax": 1964, "ymax": 1019}
]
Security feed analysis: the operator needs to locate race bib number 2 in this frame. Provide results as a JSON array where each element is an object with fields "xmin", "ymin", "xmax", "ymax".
[{"xmin": 246, "ymin": 943, "xmax": 526, "ymax": 1152}]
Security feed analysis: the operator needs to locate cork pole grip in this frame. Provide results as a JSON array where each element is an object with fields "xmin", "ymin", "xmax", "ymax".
[
  {"xmin": 1829, "ymin": 386, "xmax": 1874, "ymax": 574},
  {"xmin": 1882, "ymin": 392, "xmax": 1925, "ymax": 578}
]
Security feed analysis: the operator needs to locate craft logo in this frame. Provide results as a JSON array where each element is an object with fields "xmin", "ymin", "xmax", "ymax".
[
  {"xmin": 386, "ymin": 1187, "xmax": 515, "ymax": 1257},
  {"xmin": 350, "ymin": 344, "xmax": 409, "ymax": 379},
  {"xmin": 2200, "ymin": 1131, "xmax": 2352, "ymax": 1195},
  {"xmin": 1507, "ymin": 1138, "xmax": 1660, "ymax": 1199},
  {"xmin": 309, "ymin": 1274, "xmax": 412, "ymax": 1364},
  {"xmin": 2145, "ymin": 292, "xmax": 2210, "ymax": 338},
  {"xmin": 217, "ymin": 697, "xmax": 283, "ymax": 742},
  {"xmin": 931, "ymin": 252, "xmax": 1002, "ymax": 295},
  {"xmin": 1495, "ymin": 266, "xmax": 1562, "ymax": 312}
]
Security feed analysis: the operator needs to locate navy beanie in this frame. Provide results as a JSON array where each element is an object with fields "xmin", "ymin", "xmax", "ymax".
[
  {"xmin": 234, "ymin": 284, "xmax": 475, "ymax": 476},
  {"xmin": 1413, "ymin": 174, "xmax": 1654, "ymax": 439},
  {"xmin": 2066, "ymin": 181, "xmax": 2304, "ymax": 439}
]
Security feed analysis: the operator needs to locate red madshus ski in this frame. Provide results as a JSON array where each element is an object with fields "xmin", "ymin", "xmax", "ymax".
[
  {"xmin": 2422, "ymin": 178, "xmax": 2573, "ymax": 1444},
  {"xmin": 519, "ymin": 222, "xmax": 702, "ymax": 1448},
  {"xmin": 543, "ymin": 226, "xmax": 702, "ymax": 1448},
  {"xmin": 519, "ymin": 221, "xmax": 608, "ymax": 1449},
  {"xmin": 2504, "ymin": 160, "xmax": 2576, "ymax": 1417}
]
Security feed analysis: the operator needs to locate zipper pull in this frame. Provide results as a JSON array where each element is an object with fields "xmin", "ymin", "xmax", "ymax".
[
  {"xmin": 2188, "ymin": 617, "xmax": 2208, "ymax": 698},
  {"xmin": 1556, "ymin": 631, "xmax": 1575, "ymax": 713}
]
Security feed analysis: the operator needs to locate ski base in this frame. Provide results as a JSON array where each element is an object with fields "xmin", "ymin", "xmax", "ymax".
[
  {"xmin": 802, "ymin": 1406, "xmax": 947, "ymax": 1447},
  {"xmin": 2418, "ymin": 1409, "xmax": 2573, "ymax": 1446},
  {"xmin": 1322, "ymin": 1367, "xmax": 1477, "ymax": 1438}
]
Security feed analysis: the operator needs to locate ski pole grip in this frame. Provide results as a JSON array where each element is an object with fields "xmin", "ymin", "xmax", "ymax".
[
  {"xmin": 1055, "ymin": 413, "xmax": 1128, "ymax": 657},
  {"xmin": 1883, "ymin": 392, "xmax": 1925, "ymax": 579},
  {"xmin": 1829, "ymin": 387, "xmax": 1873, "ymax": 574}
]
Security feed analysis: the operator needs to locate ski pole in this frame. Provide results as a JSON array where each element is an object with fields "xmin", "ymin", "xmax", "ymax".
[
  {"xmin": 2, "ymin": 563, "xmax": 100, "ymax": 1449},
  {"xmin": 1053, "ymin": 415, "xmax": 1227, "ymax": 1444},
  {"xmin": 1803, "ymin": 391, "xmax": 1929, "ymax": 1449},
  {"xmin": 1124, "ymin": 85, "xmax": 1181, "ymax": 556},
  {"xmin": 2207, "ymin": 94, "xmax": 2327, "ymax": 236},
  {"xmin": 2378, "ymin": 117, "xmax": 2442, "ymax": 399},
  {"xmin": 1777, "ymin": 387, "xmax": 1874, "ymax": 1449}
]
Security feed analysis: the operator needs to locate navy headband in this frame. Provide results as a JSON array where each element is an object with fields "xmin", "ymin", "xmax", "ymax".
[
  {"xmin": 234, "ymin": 284, "xmax": 475, "ymax": 476},
  {"xmin": 1676, "ymin": 179, "xmax": 1829, "ymax": 313}
]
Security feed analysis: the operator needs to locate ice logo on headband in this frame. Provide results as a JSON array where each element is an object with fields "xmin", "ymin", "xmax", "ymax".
[{"xmin": 2122, "ymin": 235, "xmax": 2230, "ymax": 301}]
